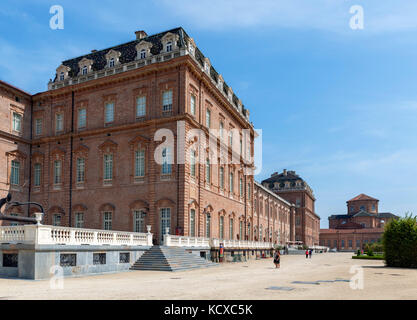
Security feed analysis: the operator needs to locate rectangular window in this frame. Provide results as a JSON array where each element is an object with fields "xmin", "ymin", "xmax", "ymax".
[
  {"xmin": 220, "ymin": 167, "xmax": 224, "ymax": 189},
  {"xmin": 135, "ymin": 149, "xmax": 145, "ymax": 177},
  {"xmin": 10, "ymin": 160, "xmax": 20, "ymax": 185},
  {"xmin": 134, "ymin": 210, "xmax": 145, "ymax": 233},
  {"xmin": 34, "ymin": 163, "xmax": 41, "ymax": 187},
  {"xmin": 190, "ymin": 150, "xmax": 196, "ymax": 177},
  {"xmin": 206, "ymin": 214, "xmax": 211, "ymax": 238},
  {"xmin": 60, "ymin": 254, "xmax": 76, "ymax": 267},
  {"xmin": 239, "ymin": 178, "xmax": 243, "ymax": 198},
  {"xmin": 220, "ymin": 216, "xmax": 224, "ymax": 239},
  {"xmin": 248, "ymin": 183, "xmax": 251, "ymax": 200},
  {"xmin": 12, "ymin": 112, "xmax": 22, "ymax": 132},
  {"xmin": 103, "ymin": 212, "xmax": 112, "ymax": 230},
  {"xmin": 220, "ymin": 122, "xmax": 224, "ymax": 140},
  {"xmin": 136, "ymin": 96, "xmax": 146, "ymax": 117},
  {"xmin": 239, "ymin": 221, "xmax": 243, "ymax": 240},
  {"xmin": 162, "ymin": 90, "xmax": 173, "ymax": 112},
  {"xmin": 54, "ymin": 160, "xmax": 62, "ymax": 184},
  {"xmin": 206, "ymin": 158, "xmax": 210, "ymax": 183},
  {"xmin": 190, "ymin": 209, "xmax": 195, "ymax": 237},
  {"xmin": 93, "ymin": 253, "xmax": 106, "ymax": 265},
  {"xmin": 119, "ymin": 252, "xmax": 130, "ymax": 263},
  {"xmin": 75, "ymin": 212, "xmax": 84, "ymax": 228},
  {"xmin": 190, "ymin": 95, "xmax": 196, "ymax": 115},
  {"xmin": 356, "ymin": 240, "xmax": 360, "ymax": 248},
  {"xmin": 229, "ymin": 218, "xmax": 234, "ymax": 240},
  {"xmin": 206, "ymin": 109, "xmax": 211, "ymax": 127},
  {"xmin": 229, "ymin": 172, "xmax": 234, "ymax": 193},
  {"xmin": 162, "ymin": 147, "xmax": 172, "ymax": 174},
  {"xmin": 53, "ymin": 214, "xmax": 61, "ymax": 226},
  {"xmin": 104, "ymin": 154, "xmax": 113, "ymax": 181},
  {"xmin": 105, "ymin": 102, "xmax": 114, "ymax": 124},
  {"xmin": 76, "ymin": 158, "xmax": 85, "ymax": 183},
  {"xmin": 341, "ymin": 240, "xmax": 345, "ymax": 248},
  {"xmin": 349, "ymin": 240, "xmax": 353, "ymax": 248},
  {"xmin": 55, "ymin": 113, "xmax": 63, "ymax": 132},
  {"xmin": 78, "ymin": 108, "xmax": 86, "ymax": 129},
  {"xmin": 35, "ymin": 118, "xmax": 42, "ymax": 135}
]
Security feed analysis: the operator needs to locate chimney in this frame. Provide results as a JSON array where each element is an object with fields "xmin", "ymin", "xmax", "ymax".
[
  {"xmin": 135, "ymin": 30, "xmax": 148, "ymax": 40},
  {"xmin": 91, "ymin": 50, "xmax": 97, "ymax": 53},
  {"xmin": 283, "ymin": 169, "xmax": 287, "ymax": 176}
]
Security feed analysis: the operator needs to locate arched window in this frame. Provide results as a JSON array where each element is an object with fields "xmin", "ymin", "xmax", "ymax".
[
  {"xmin": 109, "ymin": 58, "xmax": 115, "ymax": 68},
  {"xmin": 140, "ymin": 49, "xmax": 146, "ymax": 59},
  {"xmin": 59, "ymin": 72, "xmax": 64, "ymax": 81},
  {"xmin": 82, "ymin": 66, "xmax": 88, "ymax": 75}
]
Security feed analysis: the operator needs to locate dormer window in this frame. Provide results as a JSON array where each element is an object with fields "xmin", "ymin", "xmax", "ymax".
[
  {"xmin": 189, "ymin": 45, "xmax": 194, "ymax": 55},
  {"xmin": 140, "ymin": 49, "xmax": 146, "ymax": 59},
  {"xmin": 109, "ymin": 58, "xmax": 115, "ymax": 68},
  {"xmin": 166, "ymin": 41, "xmax": 172, "ymax": 52},
  {"xmin": 82, "ymin": 66, "xmax": 88, "ymax": 75},
  {"xmin": 59, "ymin": 72, "xmax": 65, "ymax": 81}
]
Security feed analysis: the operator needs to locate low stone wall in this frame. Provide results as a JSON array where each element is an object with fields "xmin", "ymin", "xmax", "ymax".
[{"xmin": 0, "ymin": 244, "xmax": 151, "ymax": 280}]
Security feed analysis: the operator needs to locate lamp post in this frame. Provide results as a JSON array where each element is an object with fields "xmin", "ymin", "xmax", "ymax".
[{"xmin": 0, "ymin": 193, "xmax": 44, "ymax": 224}]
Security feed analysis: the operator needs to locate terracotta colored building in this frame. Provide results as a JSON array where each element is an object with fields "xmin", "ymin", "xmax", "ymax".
[
  {"xmin": 319, "ymin": 194, "xmax": 398, "ymax": 251},
  {"xmin": 261, "ymin": 169, "xmax": 320, "ymax": 246},
  {"xmin": 0, "ymin": 27, "xmax": 295, "ymax": 246}
]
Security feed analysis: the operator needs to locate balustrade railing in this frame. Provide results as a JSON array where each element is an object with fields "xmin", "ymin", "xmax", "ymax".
[{"xmin": 0, "ymin": 225, "xmax": 153, "ymax": 246}]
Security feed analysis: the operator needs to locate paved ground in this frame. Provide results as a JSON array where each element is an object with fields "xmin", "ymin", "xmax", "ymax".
[{"xmin": 0, "ymin": 252, "xmax": 416, "ymax": 299}]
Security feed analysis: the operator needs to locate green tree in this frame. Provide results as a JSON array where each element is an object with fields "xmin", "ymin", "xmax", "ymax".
[{"xmin": 383, "ymin": 214, "xmax": 417, "ymax": 268}]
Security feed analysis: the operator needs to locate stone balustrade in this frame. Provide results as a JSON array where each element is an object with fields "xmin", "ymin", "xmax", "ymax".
[
  {"xmin": 0, "ymin": 224, "xmax": 153, "ymax": 247},
  {"xmin": 163, "ymin": 234, "xmax": 210, "ymax": 248},
  {"xmin": 210, "ymin": 239, "xmax": 274, "ymax": 249}
]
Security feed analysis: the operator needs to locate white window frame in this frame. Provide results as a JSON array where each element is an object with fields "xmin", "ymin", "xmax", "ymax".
[
  {"xmin": 34, "ymin": 163, "xmax": 41, "ymax": 187},
  {"xmin": 135, "ymin": 149, "xmax": 145, "ymax": 178},
  {"xmin": 190, "ymin": 94, "xmax": 196, "ymax": 116},
  {"xmin": 10, "ymin": 160, "xmax": 20, "ymax": 185},
  {"xmin": 53, "ymin": 214, "xmax": 61, "ymax": 226},
  {"xmin": 103, "ymin": 211, "xmax": 112, "ymax": 230},
  {"xmin": 103, "ymin": 154, "xmax": 113, "ymax": 181},
  {"xmin": 75, "ymin": 212, "xmax": 84, "ymax": 228},
  {"xmin": 55, "ymin": 113, "xmax": 63, "ymax": 132},
  {"xmin": 76, "ymin": 158, "xmax": 85, "ymax": 183},
  {"xmin": 78, "ymin": 108, "xmax": 86, "ymax": 129},
  {"xmin": 161, "ymin": 147, "xmax": 172, "ymax": 175},
  {"xmin": 189, "ymin": 209, "xmax": 195, "ymax": 237},
  {"xmin": 12, "ymin": 112, "xmax": 22, "ymax": 133},
  {"xmin": 133, "ymin": 210, "xmax": 145, "ymax": 233},
  {"xmin": 136, "ymin": 96, "xmax": 146, "ymax": 118},
  {"xmin": 35, "ymin": 118, "xmax": 42, "ymax": 135},
  {"xmin": 54, "ymin": 160, "xmax": 62, "ymax": 184},
  {"xmin": 206, "ymin": 109, "xmax": 211, "ymax": 128},
  {"xmin": 104, "ymin": 102, "xmax": 114, "ymax": 124},
  {"xmin": 162, "ymin": 90, "xmax": 173, "ymax": 112}
]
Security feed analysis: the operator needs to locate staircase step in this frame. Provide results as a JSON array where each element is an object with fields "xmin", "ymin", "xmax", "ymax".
[{"xmin": 130, "ymin": 246, "xmax": 218, "ymax": 272}]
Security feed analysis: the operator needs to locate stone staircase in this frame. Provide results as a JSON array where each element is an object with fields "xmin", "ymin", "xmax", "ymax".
[{"xmin": 130, "ymin": 246, "xmax": 218, "ymax": 272}]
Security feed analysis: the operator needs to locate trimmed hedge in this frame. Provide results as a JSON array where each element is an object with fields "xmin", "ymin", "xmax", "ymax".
[
  {"xmin": 383, "ymin": 215, "xmax": 417, "ymax": 268},
  {"xmin": 352, "ymin": 255, "xmax": 384, "ymax": 260}
]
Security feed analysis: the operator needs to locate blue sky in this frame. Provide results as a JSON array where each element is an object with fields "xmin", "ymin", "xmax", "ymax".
[{"xmin": 1, "ymin": 0, "xmax": 417, "ymax": 227}]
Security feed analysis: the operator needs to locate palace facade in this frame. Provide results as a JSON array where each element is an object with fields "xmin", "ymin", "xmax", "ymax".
[
  {"xmin": 261, "ymin": 170, "xmax": 320, "ymax": 246},
  {"xmin": 0, "ymin": 27, "xmax": 304, "ymax": 246},
  {"xmin": 319, "ymin": 194, "xmax": 398, "ymax": 251}
]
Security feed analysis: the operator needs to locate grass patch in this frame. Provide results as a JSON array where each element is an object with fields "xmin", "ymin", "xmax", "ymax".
[{"xmin": 352, "ymin": 255, "xmax": 384, "ymax": 260}]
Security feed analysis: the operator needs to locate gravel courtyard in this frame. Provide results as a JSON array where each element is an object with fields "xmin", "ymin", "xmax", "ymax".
[{"xmin": 0, "ymin": 252, "xmax": 416, "ymax": 300}]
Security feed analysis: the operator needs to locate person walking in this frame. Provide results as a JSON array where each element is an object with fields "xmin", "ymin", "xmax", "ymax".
[
  {"xmin": 273, "ymin": 250, "xmax": 281, "ymax": 269},
  {"xmin": 305, "ymin": 249, "xmax": 309, "ymax": 259},
  {"xmin": 309, "ymin": 249, "xmax": 313, "ymax": 259}
]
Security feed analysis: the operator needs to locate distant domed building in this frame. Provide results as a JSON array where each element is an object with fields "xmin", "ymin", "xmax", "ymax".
[{"xmin": 320, "ymin": 194, "xmax": 398, "ymax": 251}]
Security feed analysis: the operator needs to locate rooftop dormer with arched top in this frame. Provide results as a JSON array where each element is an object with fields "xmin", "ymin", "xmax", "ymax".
[{"xmin": 78, "ymin": 57, "xmax": 94, "ymax": 76}]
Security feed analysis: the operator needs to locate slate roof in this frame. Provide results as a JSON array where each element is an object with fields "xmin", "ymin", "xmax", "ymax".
[
  {"xmin": 261, "ymin": 171, "xmax": 306, "ymax": 187},
  {"xmin": 54, "ymin": 27, "xmax": 247, "ymax": 114},
  {"xmin": 60, "ymin": 27, "xmax": 186, "ymax": 79},
  {"xmin": 347, "ymin": 194, "xmax": 379, "ymax": 202},
  {"xmin": 329, "ymin": 214, "xmax": 350, "ymax": 220}
]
